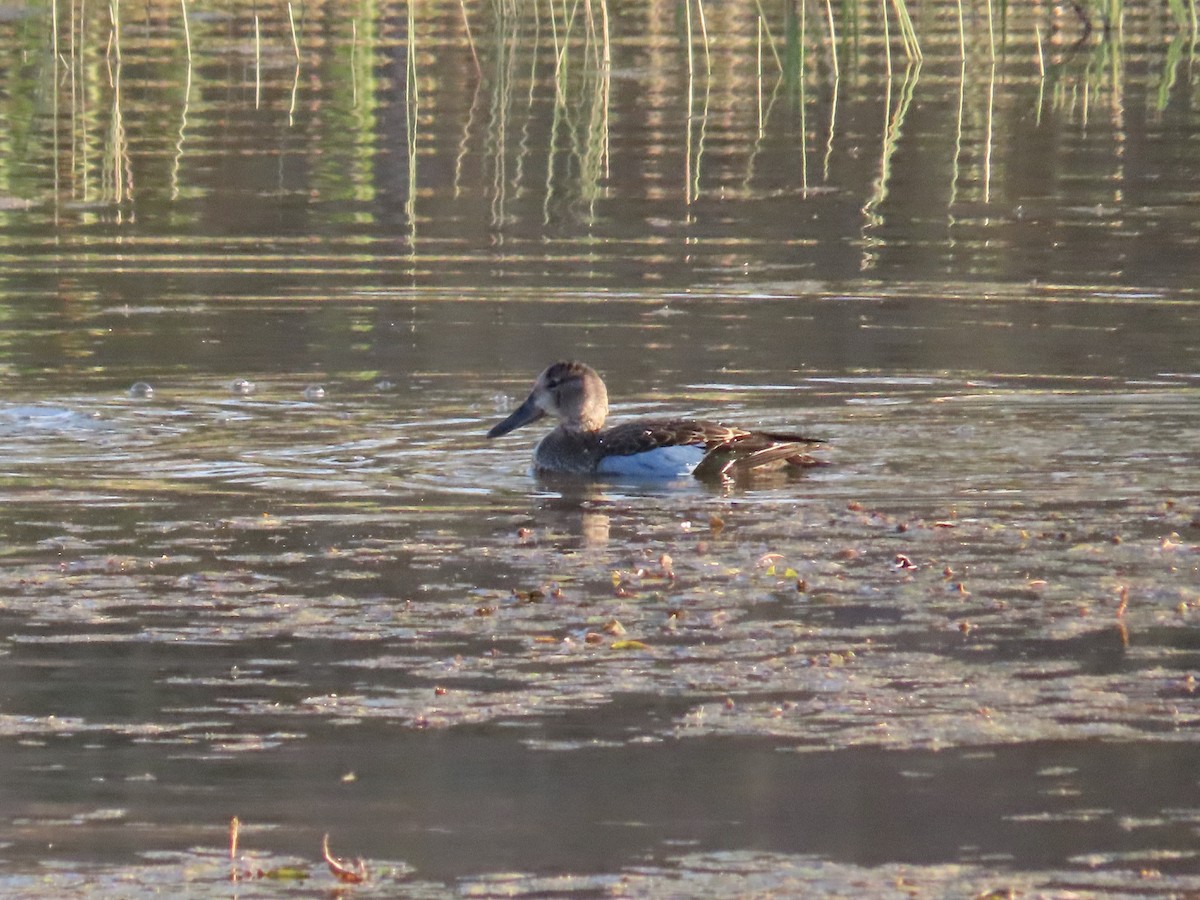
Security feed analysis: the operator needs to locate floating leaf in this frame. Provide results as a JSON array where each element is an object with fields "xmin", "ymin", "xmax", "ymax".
[
  {"xmin": 262, "ymin": 866, "xmax": 309, "ymax": 880},
  {"xmin": 611, "ymin": 639, "xmax": 648, "ymax": 651}
]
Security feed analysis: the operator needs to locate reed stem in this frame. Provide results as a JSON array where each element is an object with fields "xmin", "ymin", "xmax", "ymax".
[
  {"xmin": 824, "ymin": 0, "xmax": 839, "ymax": 81},
  {"xmin": 695, "ymin": 0, "xmax": 711, "ymax": 76},
  {"xmin": 753, "ymin": 0, "xmax": 783, "ymax": 73},
  {"xmin": 955, "ymin": 0, "xmax": 965, "ymax": 61},
  {"xmin": 881, "ymin": 0, "xmax": 892, "ymax": 79},
  {"xmin": 459, "ymin": 0, "xmax": 482, "ymax": 77},
  {"xmin": 181, "ymin": 0, "xmax": 191, "ymax": 62},
  {"xmin": 985, "ymin": 0, "xmax": 995, "ymax": 63},
  {"xmin": 287, "ymin": 1, "xmax": 300, "ymax": 60}
]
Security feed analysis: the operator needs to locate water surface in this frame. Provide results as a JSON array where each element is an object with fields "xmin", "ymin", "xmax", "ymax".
[{"xmin": 1, "ymin": 1, "xmax": 1199, "ymax": 895}]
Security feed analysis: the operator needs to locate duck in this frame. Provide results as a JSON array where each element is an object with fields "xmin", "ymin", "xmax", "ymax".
[{"xmin": 486, "ymin": 361, "xmax": 825, "ymax": 479}]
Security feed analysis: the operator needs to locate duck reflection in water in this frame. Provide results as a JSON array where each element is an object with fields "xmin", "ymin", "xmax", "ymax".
[{"xmin": 486, "ymin": 361, "xmax": 825, "ymax": 480}]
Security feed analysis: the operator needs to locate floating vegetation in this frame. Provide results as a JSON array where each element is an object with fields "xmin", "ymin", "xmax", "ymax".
[
  {"xmin": 0, "ymin": 381, "xmax": 1195, "ymax": 755},
  {"xmin": 322, "ymin": 833, "xmax": 368, "ymax": 885}
]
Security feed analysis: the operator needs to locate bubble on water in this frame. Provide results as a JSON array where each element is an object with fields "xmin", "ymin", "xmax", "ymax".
[
  {"xmin": 303, "ymin": 384, "xmax": 327, "ymax": 400},
  {"xmin": 128, "ymin": 382, "xmax": 154, "ymax": 399},
  {"xmin": 374, "ymin": 380, "xmax": 396, "ymax": 392},
  {"xmin": 230, "ymin": 378, "xmax": 256, "ymax": 395}
]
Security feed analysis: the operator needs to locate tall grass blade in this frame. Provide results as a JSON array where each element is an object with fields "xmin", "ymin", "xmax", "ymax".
[
  {"xmin": 824, "ymin": 0, "xmax": 839, "ymax": 81},
  {"xmin": 956, "ymin": 0, "xmax": 965, "ymax": 61},
  {"xmin": 254, "ymin": 14, "xmax": 261, "ymax": 109},
  {"xmin": 881, "ymin": 0, "xmax": 892, "ymax": 79},
  {"xmin": 753, "ymin": 0, "xmax": 783, "ymax": 73},
  {"xmin": 181, "ymin": 0, "xmax": 191, "ymax": 62},
  {"xmin": 406, "ymin": 0, "xmax": 419, "ymax": 240},
  {"xmin": 459, "ymin": 0, "xmax": 482, "ymax": 77},
  {"xmin": 288, "ymin": 1, "xmax": 300, "ymax": 60},
  {"xmin": 695, "ymin": 0, "xmax": 711, "ymax": 76}
]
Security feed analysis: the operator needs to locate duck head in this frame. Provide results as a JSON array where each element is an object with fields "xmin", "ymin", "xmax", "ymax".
[{"xmin": 487, "ymin": 361, "xmax": 609, "ymax": 437}]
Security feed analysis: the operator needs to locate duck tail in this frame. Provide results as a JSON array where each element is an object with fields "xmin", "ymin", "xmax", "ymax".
[
  {"xmin": 692, "ymin": 439, "xmax": 827, "ymax": 480},
  {"xmin": 757, "ymin": 431, "xmax": 825, "ymax": 446}
]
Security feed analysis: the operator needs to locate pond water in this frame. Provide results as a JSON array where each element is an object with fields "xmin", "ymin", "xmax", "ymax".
[{"xmin": 1, "ymin": 1, "xmax": 1199, "ymax": 895}]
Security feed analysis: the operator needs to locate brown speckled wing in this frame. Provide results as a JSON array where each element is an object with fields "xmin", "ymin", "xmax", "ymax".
[
  {"xmin": 596, "ymin": 419, "xmax": 824, "ymax": 478},
  {"xmin": 596, "ymin": 419, "xmax": 739, "ymax": 456}
]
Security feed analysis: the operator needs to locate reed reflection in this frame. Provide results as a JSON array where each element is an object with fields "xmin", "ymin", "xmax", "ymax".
[{"xmin": 5, "ymin": 2, "xmax": 1197, "ymax": 289}]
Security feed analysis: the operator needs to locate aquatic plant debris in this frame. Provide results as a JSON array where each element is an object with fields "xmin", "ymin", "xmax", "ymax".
[
  {"xmin": 323, "ymin": 833, "xmax": 368, "ymax": 884},
  {"xmin": 228, "ymin": 816, "xmax": 309, "ymax": 882}
]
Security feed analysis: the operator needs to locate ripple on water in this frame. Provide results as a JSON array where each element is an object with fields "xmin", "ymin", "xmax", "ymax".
[
  {"xmin": 0, "ymin": 377, "xmax": 1197, "ymax": 892},
  {"xmin": 0, "ymin": 405, "xmax": 106, "ymax": 435}
]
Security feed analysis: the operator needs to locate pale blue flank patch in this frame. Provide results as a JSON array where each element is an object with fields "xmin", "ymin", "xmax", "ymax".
[{"xmin": 595, "ymin": 444, "xmax": 706, "ymax": 478}]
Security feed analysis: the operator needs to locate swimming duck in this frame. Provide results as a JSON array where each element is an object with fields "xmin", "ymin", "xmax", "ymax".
[{"xmin": 486, "ymin": 361, "xmax": 825, "ymax": 479}]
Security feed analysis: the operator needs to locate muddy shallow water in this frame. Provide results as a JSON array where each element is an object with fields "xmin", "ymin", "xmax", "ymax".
[{"xmin": 3, "ymin": 0, "xmax": 1200, "ymax": 895}]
